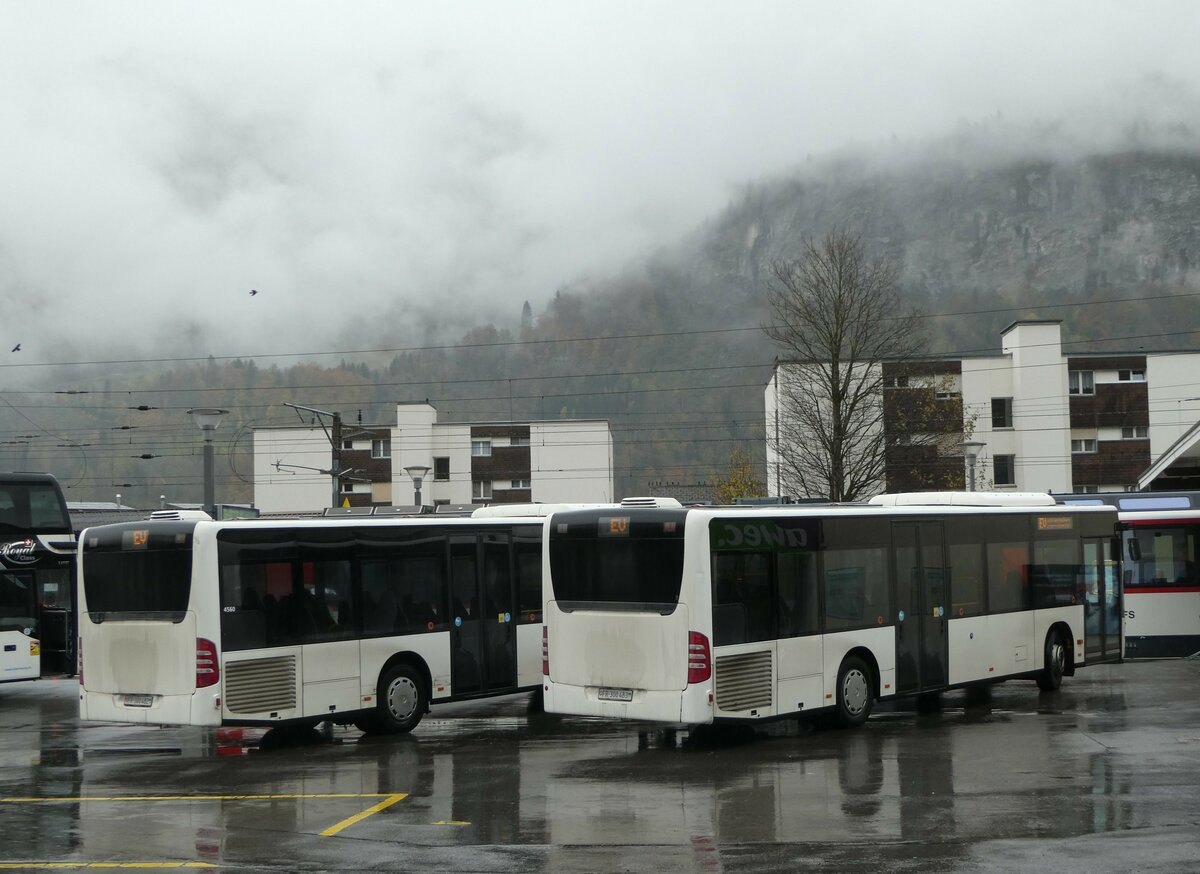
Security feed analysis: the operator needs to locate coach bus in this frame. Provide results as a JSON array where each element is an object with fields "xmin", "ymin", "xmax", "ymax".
[
  {"xmin": 541, "ymin": 493, "xmax": 1122, "ymax": 728},
  {"xmin": 0, "ymin": 472, "xmax": 75, "ymax": 684},
  {"xmin": 1060, "ymin": 491, "xmax": 1199, "ymax": 658},
  {"xmin": 78, "ymin": 508, "xmax": 554, "ymax": 732}
]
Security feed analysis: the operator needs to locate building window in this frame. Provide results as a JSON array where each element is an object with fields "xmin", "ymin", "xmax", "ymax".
[
  {"xmin": 471, "ymin": 439, "xmax": 492, "ymax": 457},
  {"xmin": 1118, "ymin": 369, "xmax": 1146, "ymax": 382},
  {"xmin": 994, "ymin": 454, "xmax": 1016, "ymax": 486},
  {"xmin": 511, "ymin": 435, "xmax": 531, "ymax": 446},
  {"xmin": 473, "ymin": 480, "xmax": 493, "ymax": 500},
  {"xmin": 1069, "ymin": 370, "xmax": 1095, "ymax": 396},
  {"xmin": 511, "ymin": 478, "xmax": 531, "ymax": 489},
  {"xmin": 1121, "ymin": 425, "xmax": 1149, "ymax": 439},
  {"xmin": 935, "ymin": 390, "xmax": 958, "ymax": 401},
  {"xmin": 1071, "ymin": 438, "xmax": 1098, "ymax": 454},
  {"xmin": 991, "ymin": 397, "xmax": 1013, "ymax": 429},
  {"xmin": 343, "ymin": 439, "xmax": 354, "ymax": 450},
  {"xmin": 371, "ymin": 438, "xmax": 390, "ymax": 459},
  {"xmin": 433, "ymin": 457, "xmax": 450, "ymax": 481},
  {"xmin": 341, "ymin": 481, "xmax": 355, "ymax": 492},
  {"xmin": 883, "ymin": 375, "xmax": 909, "ymax": 389}
]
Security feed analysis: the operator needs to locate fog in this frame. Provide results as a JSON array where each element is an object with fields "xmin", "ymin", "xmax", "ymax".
[{"xmin": 2, "ymin": 1, "xmax": 1199, "ymax": 369}]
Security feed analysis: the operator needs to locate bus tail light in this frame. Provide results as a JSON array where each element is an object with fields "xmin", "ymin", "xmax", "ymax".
[
  {"xmin": 542, "ymin": 627, "xmax": 549, "ymax": 676},
  {"xmin": 196, "ymin": 638, "xmax": 220, "ymax": 689},
  {"xmin": 687, "ymin": 631, "xmax": 711, "ymax": 684}
]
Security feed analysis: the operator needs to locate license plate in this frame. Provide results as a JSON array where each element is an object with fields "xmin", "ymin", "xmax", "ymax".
[
  {"xmin": 123, "ymin": 694, "xmax": 154, "ymax": 708},
  {"xmin": 597, "ymin": 687, "xmax": 633, "ymax": 702}
]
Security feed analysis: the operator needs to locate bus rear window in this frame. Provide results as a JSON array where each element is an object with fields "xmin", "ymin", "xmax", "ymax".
[
  {"xmin": 548, "ymin": 512, "xmax": 685, "ymax": 611},
  {"xmin": 82, "ymin": 550, "xmax": 192, "ymax": 623}
]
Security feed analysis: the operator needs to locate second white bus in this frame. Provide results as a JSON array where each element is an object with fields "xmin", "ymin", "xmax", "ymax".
[{"xmin": 542, "ymin": 494, "xmax": 1122, "ymax": 728}]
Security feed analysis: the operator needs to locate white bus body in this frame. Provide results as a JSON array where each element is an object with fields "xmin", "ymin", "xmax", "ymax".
[
  {"xmin": 1059, "ymin": 492, "xmax": 1200, "ymax": 659},
  {"xmin": 1118, "ymin": 508, "xmax": 1200, "ymax": 658},
  {"xmin": 543, "ymin": 495, "xmax": 1122, "ymax": 727},
  {"xmin": 78, "ymin": 513, "xmax": 550, "ymax": 732}
]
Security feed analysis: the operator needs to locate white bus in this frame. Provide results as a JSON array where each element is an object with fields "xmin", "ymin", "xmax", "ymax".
[
  {"xmin": 541, "ymin": 494, "xmax": 1123, "ymax": 728},
  {"xmin": 78, "ymin": 510, "xmax": 551, "ymax": 732},
  {"xmin": 1061, "ymin": 491, "xmax": 1200, "ymax": 659}
]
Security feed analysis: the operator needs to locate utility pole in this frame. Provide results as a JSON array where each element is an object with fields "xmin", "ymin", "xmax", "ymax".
[{"xmin": 284, "ymin": 403, "xmax": 345, "ymax": 508}]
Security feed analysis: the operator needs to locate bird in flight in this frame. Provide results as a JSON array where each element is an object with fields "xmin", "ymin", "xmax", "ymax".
[
  {"xmin": 10, "ymin": 344, "xmax": 19, "ymax": 352},
  {"xmin": 249, "ymin": 289, "xmax": 258, "ymax": 296}
]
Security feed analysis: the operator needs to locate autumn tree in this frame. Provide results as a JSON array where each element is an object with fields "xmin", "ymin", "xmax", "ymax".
[
  {"xmin": 713, "ymin": 448, "xmax": 766, "ymax": 504},
  {"xmin": 764, "ymin": 230, "xmax": 926, "ymax": 502}
]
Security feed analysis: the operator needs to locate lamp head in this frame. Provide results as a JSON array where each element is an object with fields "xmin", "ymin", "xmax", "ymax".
[{"xmin": 188, "ymin": 408, "xmax": 229, "ymax": 431}]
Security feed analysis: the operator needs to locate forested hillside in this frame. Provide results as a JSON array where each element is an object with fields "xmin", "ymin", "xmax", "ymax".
[{"xmin": 5, "ymin": 146, "xmax": 1198, "ymax": 506}]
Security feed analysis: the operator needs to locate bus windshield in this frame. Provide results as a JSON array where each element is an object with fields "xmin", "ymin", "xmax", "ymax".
[
  {"xmin": 0, "ymin": 480, "xmax": 71, "ymax": 533},
  {"xmin": 1124, "ymin": 526, "xmax": 1197, "ymax": 587},
  {"xmin": 0, "ymin": 570, "xmax": 36, "ymax": 634},
  {"xmin": 81, "ymin": 525, "xmax": 194, "ymax": 623},
  {"xmin": 548, "ymin": 511, "xmax": 686, "ymax": 612}
]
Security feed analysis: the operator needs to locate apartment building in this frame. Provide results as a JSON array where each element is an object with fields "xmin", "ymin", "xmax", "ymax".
[
  {"xmin": 253, "ymin": 402, "xmax": 614, "ymax": 513},
  {"xmin": 766, "ymin": 321, "xmax": 1200, "ymax": 497}
]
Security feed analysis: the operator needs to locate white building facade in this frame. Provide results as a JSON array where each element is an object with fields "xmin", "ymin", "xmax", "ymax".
[
  {"xmin": 767, "ymin": 321, "xmax": 1200, "ymax": 497},
  {"xmin": 254, "ymin": 403, "xmax": 614, "ymax": 513}
]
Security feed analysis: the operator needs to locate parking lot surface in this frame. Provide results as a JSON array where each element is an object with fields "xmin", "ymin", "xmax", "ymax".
[{"xmin": 2, "ymin": 659, "xmax": 1199, "ymax": 872}]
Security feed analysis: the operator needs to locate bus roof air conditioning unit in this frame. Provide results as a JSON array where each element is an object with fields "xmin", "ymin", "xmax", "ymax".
[{"xmin": 619, "ymin": 497, "xmax": 684, "ymax": 509}]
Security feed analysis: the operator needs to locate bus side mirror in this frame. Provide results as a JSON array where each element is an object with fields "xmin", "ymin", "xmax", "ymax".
[{"xmin": 1126, "ymin": 538, "xmax": 1141, "ymax": 562}]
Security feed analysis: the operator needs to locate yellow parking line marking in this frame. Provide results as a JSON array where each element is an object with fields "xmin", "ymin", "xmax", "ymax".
[
  {"xmin": 319, "ymin": 793, "xmax": 407, "ymax": 837},
  {"xmin": 0, "ymin": 793, "xmax": 409, "ymax": 839},
  {"xmin": 1, "ymin": 794, "xmax": 393, "ymax": 803}
]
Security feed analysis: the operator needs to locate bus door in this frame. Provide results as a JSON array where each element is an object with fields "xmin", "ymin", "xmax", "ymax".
[
  {"xmin": 1083, "ymin": 536, "xmax": 1121, "ymax": 663},
  {"xmin": 893, "ymin": 522, "xmax": 948, "ymax": 694},
  {"xmin": 449, "ymin": 533, "xmax": 518, "ymax": 696}
]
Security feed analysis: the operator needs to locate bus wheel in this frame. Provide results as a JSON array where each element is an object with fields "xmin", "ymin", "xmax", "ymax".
[
  {"xmin": 373, "ymin": 664, "xmax": 427, "ymax": 734},
  {"xmin": 834, "ymin": 655, "xmax": 874, "ymax": 728},
  {"xmin": 1037, "ymin": 633, "xmax": 1066, "ymax": 692}
]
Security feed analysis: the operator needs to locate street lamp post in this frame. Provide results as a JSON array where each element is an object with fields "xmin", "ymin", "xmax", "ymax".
[
  {"xmin": 404, "ymin": 465, "xmax": 431, "ymax": 509},
  {"xmin": 188, "ymin": 408, "xmax": 229, "ymax": 518},
  {"xmin": 962, "ymin": 440, "xmax": 986, "ymax": 492}
]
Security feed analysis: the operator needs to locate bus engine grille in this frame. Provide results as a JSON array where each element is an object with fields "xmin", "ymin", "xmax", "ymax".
[
  {"xmin": 224, "ymin": 656, "xmax": 298, "ymax": 714},
  {"xmin": 714, "ymin": 650, "xmax": 773, "ymax": 712}
]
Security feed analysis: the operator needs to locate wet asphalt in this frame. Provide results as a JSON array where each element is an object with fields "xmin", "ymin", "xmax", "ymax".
[{"xmin": 1, "ymin": 659, "xmax": 1199, "ymax": 873}]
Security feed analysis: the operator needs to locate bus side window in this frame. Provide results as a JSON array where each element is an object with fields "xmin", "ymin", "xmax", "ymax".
[
  {"xmin": 711, "ymin": 552, "xmax": 773, "ymax": 645},
  {"xmin": 777, "ymin": 551, "xmax": 818, "ymax": 637}
]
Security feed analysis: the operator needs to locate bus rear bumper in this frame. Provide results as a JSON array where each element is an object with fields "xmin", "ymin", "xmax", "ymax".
[
  {"xmin": 80, "ymin": 690, "xmax": 221, "ymax": 726},
  {"xmin": 545, "ymin": 682, "xmax": 709, "ymax": 725}
]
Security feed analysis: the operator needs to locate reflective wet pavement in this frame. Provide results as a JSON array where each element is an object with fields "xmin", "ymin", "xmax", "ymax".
[{"xmin": 2, "ymin": 660, "xmax": 1199, "ymax": 872}]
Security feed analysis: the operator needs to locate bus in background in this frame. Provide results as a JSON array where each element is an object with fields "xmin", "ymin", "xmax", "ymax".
[
  {"xmin": 0, "ymin": 472, "xmax": 75, "ymax": 683},
  {"xmin": 78, "ymin": 508, "xmax": 554, "ymax": 732},
  {"xmin": 542, "ymin": 494, "xmax": 1122, "ymax": 729},
  {"xmin": 1060, "ymin": 491, "xmax": 1200, "ymax": 658}
]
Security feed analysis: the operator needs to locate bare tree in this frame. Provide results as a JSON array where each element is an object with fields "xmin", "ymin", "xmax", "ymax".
[{"xmin": 764, "ymin": 230, "xmax": 926, "ymax": 502}]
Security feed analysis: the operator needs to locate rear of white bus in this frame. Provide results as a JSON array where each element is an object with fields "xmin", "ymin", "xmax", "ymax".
[
  {"xmin": 78, "ymin": 521, "xmax": 222, "ymax": 726},
  {"xmin": 542, "ymin": 507, "xmax": 717, "ymax": 724}
]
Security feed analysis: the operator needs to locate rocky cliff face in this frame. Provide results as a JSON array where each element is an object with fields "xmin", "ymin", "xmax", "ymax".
[{"xmin": 699, "ymin": 150, "xmax": 1200, "ymax": 306}]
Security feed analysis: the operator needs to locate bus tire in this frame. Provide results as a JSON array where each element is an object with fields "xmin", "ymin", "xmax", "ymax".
[
  {"xmin": 1037, "ymin": 632, "xmax": 1066, "ymax": 692},
  {"xmin": 834, "ymin": 655, "xmax": 874, "ymax": 728},
  {"xmin": 368, "ymin": 663, "xmax": 427, "ymax": 734}
]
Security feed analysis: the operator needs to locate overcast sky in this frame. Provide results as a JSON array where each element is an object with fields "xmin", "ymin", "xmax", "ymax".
[{"xmin": 3, "ymin": 1, "xmax": 1199, "ymax": 370}]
